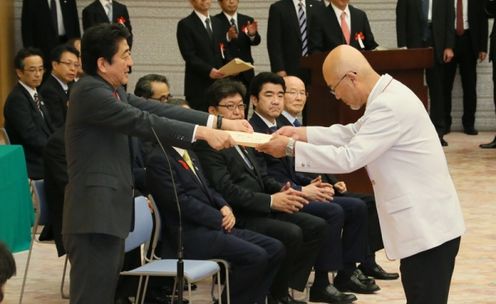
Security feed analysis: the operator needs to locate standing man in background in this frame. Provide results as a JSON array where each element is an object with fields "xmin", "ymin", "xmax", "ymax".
[
  {"xmin": 444, "ymin": 0, "xmax": 488, "ymax": 136},
  {"xmin": 82, "ymin": 0, "xmax": 133, "ymax": 48},
  {"xmin": 177, "ymin": 0, "xmax": 226, "ymax": 112},
  {"xmin": 21, "ymin": 0, "xmax": 81, "ymax": 69},
  {"xmin": 481, "ymin": 0, "xmax": 496, "ymax": 148},
  {"xmin": 396, "ymin": 0, "xmax": 454, "ymax": 146}
]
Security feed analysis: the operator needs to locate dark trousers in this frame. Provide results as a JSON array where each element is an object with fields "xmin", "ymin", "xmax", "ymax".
[
  {"xmin": 64, "ymin": 233, "xmax": 125, "ymax": 304},
  {"xmin": 241, "ymin": 212, "xmax": 327, "ymax": 297},
  {"xmin": 183, "ymin": 228, "xmax": 285, "ymax": 304},
  {"xmin": 444, "ymin": 31, "xmax": 478, "ymax": 130},
  {"xmin": 400, "ymin": 237, "xmax": 461, "ymax": 304}
]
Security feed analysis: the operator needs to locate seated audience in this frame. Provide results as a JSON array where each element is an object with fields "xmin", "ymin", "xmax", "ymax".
[
  {"xmin": 67, "ymin": 38, "xmax": 84, "ymax": 80},
  {"xmin": 3, "ymin": 48, "xmax": 54, "ymax": 179},
  {"xmin": 134, "ymin": 74, "xmax": 172, "ymax": 103},
  {"xmin": 40, "ymin": 44, "xmax": 80, "ymax": 129},
  {"xmin": 0, "ymin": 242, "xmax": 16, "ymax": 303},
  {"xmin": 144, "ymin": 100, "xmax": 285, "ymax": 303}
]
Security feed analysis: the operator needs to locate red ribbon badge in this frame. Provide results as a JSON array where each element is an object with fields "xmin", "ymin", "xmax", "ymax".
[
  {"xmin": 178, "ymin": 160, "xmax": 190, "ymax": 171},
  {"xmin": 220, "ymin": 43, "xmax": 225, "ymax": 59},
  {"xmin": 354, "ymin": 32, "xmax": 365, "ymax": 41},
  {"xmin": 117, "ymin": 16, "xmax": 126, "ymax": 25},
  {"xmin": 241, "ymin": 25, "xmax": 248, "ymax": 35}
]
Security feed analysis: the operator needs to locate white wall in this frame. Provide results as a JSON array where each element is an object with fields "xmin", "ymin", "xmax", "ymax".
[{"xmin": 13, "ymin": 0, "xmax": 495, "ymax": 130}]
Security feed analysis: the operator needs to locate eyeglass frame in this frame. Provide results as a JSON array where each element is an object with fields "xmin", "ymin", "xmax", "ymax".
[
  {"xmin": 329, "ymin": 71, "xmax": 355, "ymax": 96},
  {"xmin": 23, "ymin": 67, "xmax": 45, "ymax": 74},
  {"xmin": 216, "ymin": 103, "xmax": 247, "ymax": 111},
  {"xmin": 284, "ymin": 90, "xmax": 309, "ymax": 98},
  {"xmin": 57, "ymin": 60, "xmax": 81, "ymax": 68}
]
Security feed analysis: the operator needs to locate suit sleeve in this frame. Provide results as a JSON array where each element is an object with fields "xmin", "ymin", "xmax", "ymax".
[
  {"xmin": 363, "ymin": 13, "xmax": 379, "ymax": 50},
  {"xmin": 194, "ymin": 142, "xmax": 272, "ymax": 214},
  {"xmin": 177, "ymin": 19, "xmax": 216, "ymax": 76},
  {"xmin": 67, "ymin": 0, "xmax": 81, "ymax": 38},
  {"xmin": 395, "ymin": 0, "xmax": 408, "ymax": 47},
  {"xmin": 267, "ymin": 4, "xmax": 286, "ymax": 73},
  {"xmin": 146, "ymin": 151, "xmax": 223, "ymax": 230},
  {"xmin": 21, "ymin": 0, "xmax": 34, "ymax": 47},
  {"xmin": 82, "ymin": 7, "xmax": 93, "ymax": 31},
  {"xmin": 309, "ymin": 10, "xmax": 325, "ymax": 53},
  {"xmin": 122, "ymin": 5, "xmax": 133, "ymax": 48},
  {"xmin": 444, "ymin": 0, "xmax": 455, "ymax": 49},
  {"xmin": 39, "ymin": 86, "xmax": 66, "ymax": 129}
]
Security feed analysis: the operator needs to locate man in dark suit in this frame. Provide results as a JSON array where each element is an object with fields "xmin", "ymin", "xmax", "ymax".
[
  {"xmin": 39, "ymin": 44, "xmax": 80, "ymax": 129},
  {"xmin": 62, "ymin": 23, "xmax": 252, "ymax": 304},
  {"xmin": 82, "ymin": 0, "xmax": 133, "ymax": 48},
  {"xmin": 3, "ymin": 48, "xmax": 54, "ymax": 179},
  {"xmin": 177, "ymin": 0, "xmax": 227, "ymax": 112},
  {"xmin": 444, "ymin": 0, "xmax": 488, "ymax": 136},
  {"xmin": 267, "ymin": 0, "xmax": 324, "ymax": 83},
  {"xmin": 278, "ymin": 76, "xmax": 399, "ymax": 282},
  {"xmin": 145, "ymin": 143, "xmax": 284, "ymax": 304},
  {"xmin": 214, "ymin": 0, "xmax": 261, "ymax": 115},
  {"xmin": 21, "ymin": 0, "xmax": 80, "ymax": 69},
  {"xmin": 310, "ymin": 0, "xmax": 378, "ymax": 53},
  {"xmin": 481, "ymin": 0, "xmax": 496, "ymax": 148},
  {"xmin": 396, "ymin": 0, "xmax": 455, "ymax": 146},
  {"xmin": 248, "ymin": 73, "xmax": 380, "ymax": 301},
  {"xmin": 195, "ymin": 78, "xmax": 337, "ymax": 304}
]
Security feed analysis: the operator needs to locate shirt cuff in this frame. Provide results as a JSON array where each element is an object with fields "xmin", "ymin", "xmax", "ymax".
[{"xmin": 207, "ymin": 115, "xmax": 215, "ymax": 128}]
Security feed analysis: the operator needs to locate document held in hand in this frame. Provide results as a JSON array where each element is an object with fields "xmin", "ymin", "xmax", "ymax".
[
  {"xmin": 226, "ymin": 131, "xmax": 272, "ymax": 147},
  {"xmin": 219, "ymin": 58, "xmax": 255, "ymax": 76}
]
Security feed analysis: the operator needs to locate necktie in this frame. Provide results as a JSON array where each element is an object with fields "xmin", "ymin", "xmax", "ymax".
[
  {"xmin": 340, "ymin": 11, "xmax": 350, "ymax": 45},
  {"xmin": 33, "ymin": 93, "xmax": 45, "ymax": 118},
  {"xmin": 235, "ymin": 145, "xmax": 254, "ymax": 170},
  {"xmin": 50, "ymin": 0, "xmax": 58, "ymax": 36},
  {"xmin": 182, "ymin": 151, "xmax": 197, "ymax": 175},
  {"xmin": 293, "ymin": 119, "xmax": 301, "ymax": 127},
  {"xmin": 268, "ymin": 126, "xmax": 278, "ymax": 134},
  {"xmin": 106, "ymin": 1, "xmax": 113, "ymax": 22},
  {"xmin": 205, "ymin": 18, "xmax": 213, "ymax": 39},
  {"xmin": 456, "ymin": 0, "xmax": 464, "ymax": 36},
  {"xmin": 230, "ymin": 17, "xmax": 238, "ymax": 33},
  {"xmin": 298, "ymin": 0, "xmax": 308, "ymax": 56}
]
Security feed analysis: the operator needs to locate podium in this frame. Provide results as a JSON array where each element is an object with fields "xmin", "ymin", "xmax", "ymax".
[{"xmin": 301, "ymin": 48, "xmax": 433, "ymax": 193}]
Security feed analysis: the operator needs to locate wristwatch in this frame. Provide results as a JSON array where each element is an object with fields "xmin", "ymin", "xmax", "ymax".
[
  {"xmin": 216, "ymin": 114, "xmax": 223, "ymax": 129},
  {"xmin": 285, "ymin": 138, "xmax": 295, "ymax": 157}
]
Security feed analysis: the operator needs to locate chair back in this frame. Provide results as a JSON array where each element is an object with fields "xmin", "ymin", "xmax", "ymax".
[
  {"xmin": 125, "ymin": 196, "xmax": 153, "ymax": 253},
  {"xmin": 0, "ymin": 127, "xmax": 10, "ymax": 145},
  {"xmin": 146, "ymin": 195, "xmax": 164, "ymax": 260},
  {"xmin": 32, "ymin": 179, "xmax": 49, "ymax": 225}
]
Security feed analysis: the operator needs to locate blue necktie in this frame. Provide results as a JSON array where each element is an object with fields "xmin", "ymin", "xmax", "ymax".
[
  {"xmin": 293, "ymin": 119, "xmax": 301, "ymax": 127},
  {"xmin": 269, "ymin": 126, "xmax": 278, "ymax": 134}
]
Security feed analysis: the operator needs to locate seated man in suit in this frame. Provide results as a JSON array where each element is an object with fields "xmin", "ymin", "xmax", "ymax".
[
  {"xmin": 144, "ymin": 106, "xmax": 285, "ymax": 303},
  {"xmin": 177, "ymin": 0, "xmax": 227, "ymax": 111},
  {"xmin": 40, "ymin": 44, "xmax": 80, "ymax": 129},
  {"xmin": 214, "ymin": 0, "xmax": 260, "ymax": 115},
  {"xmin": 67, "ymin": 38, "xmax": 84, "ymax": 80},
  {"xmin": 310, "ymin": 0, "xmax": 378, "ymax": 53},
  {"xmin": 134, "ymin": 74, "xmax": 172, "ymax": 103},
  {"xmin": 3, "ymin": 48, "xmax": 54, "ymax": 179},
  {"xmin": 195, "ymin": 78, "xmax": 344, "ymax": 304},
  {"xmin": 278, "ymin": 75, "xmax": 399, "ymax": 281},
  {"xmin": 248, "ymin": 73, "xmax": 380, "ymax": 299}
]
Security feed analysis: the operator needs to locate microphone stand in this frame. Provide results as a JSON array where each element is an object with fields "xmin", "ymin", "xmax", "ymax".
[{"xmin": 151, "ymin": 128, "xmax": 184, "ymax": 303}]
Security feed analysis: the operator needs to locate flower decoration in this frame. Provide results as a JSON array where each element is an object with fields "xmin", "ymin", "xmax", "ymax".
[
  {"xmin": 220, "ymin": 43, "xmax": 225, "ymax": 60},
  {"xmin": 117, "ymin": 16, "xmax": 126, "ymax": 25},
  {"xmin": 354, "ymin": 32, "xmax": 365, "ymax": 49},
  {"xmin": 178, "ymin": 160, "xmax": 190, "ymax": 171}
]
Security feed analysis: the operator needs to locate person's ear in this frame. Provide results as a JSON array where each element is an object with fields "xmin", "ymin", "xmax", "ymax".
[{"xmin": 208, "ymin": 106, "xmax": 218, "ymax": 115}]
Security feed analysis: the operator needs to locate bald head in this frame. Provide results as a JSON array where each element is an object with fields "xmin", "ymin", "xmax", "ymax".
[{"xmin": 322, "ymin": 45, "xmax": 379, "ymax": 110}]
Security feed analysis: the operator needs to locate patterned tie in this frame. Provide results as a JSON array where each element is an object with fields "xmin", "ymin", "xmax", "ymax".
[
  {"xmin": 50, "ymin": 0, "xmax": 58, "ymax": 36},
  {"xmin": 106, "ymin": 1, "xmax": 113, "ymax": 22},
  {"xmin": 33, "ymin": 93, "xmax": 41, "ymax": 112},
  {"xmin": 230, "ymin": 17, "xmax": 238, "ymax": 33},
  {"xmin": 293, "ymin": 119, "xmax": 301, "ymax": 127},
  {"xmin": 456, "ymin": 0, "xmax": 464, "ymax": 36},
  {"xmin": 340, "ymin": 11, "xmax": 350, "ymax": 45},
  {"xmin": 298, "ymin": 0, "xmax": 308, "ymax": 56},
  {"xmin": 205, "ymin": 18, "xmax": 213, "ymax": 39}
]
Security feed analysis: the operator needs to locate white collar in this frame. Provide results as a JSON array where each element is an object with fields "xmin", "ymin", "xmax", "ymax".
[
  {"xmin": 51, "ymin": 73, "xmax": 69, "ymax": 91},
  {"xmin": 281, "ymin": 111, "xmax": 297, "ymax": 125},
  {"xmin": 18, "ymin": 81, "xmax": 38, "ymax": 100},
  {"xmin": 330, "ymin": 2, "xmax": 350, "ymax": 18},
  {"xmin": 254, "ymin": 111, "xmax": 278, "ymax": 129},
  {"xmin": 367, "ymin": 74, "xmax": 394, "ymax": 106},
  {"xmin": 194, "ymin": 10, "xmax": 210, "ymax": 23}
]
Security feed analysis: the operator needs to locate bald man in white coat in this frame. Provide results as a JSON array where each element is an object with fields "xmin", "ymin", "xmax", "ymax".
[{"xmin": 258, "ymin": 45, "xmax": 465, "ymax": 304}]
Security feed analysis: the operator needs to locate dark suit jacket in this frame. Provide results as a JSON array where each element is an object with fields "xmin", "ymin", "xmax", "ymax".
[
  {"xmin": 194, "ymin": 141, "xmax": 282, "ymax": 225},
  {"xmin": 82, "ymin": 0, "xmax": 133, "ymax": 47},
  {"xmin": 21, "ymin": 0, "xmax": 81, "ymax": 59},
  {"xmin": 310, "ymin": 4, "xmax": 378, "ymax": 53},
  {"xmin": 214, "ymin": 12, "xmax": 261, "ymax": 86},
  {"xmin": 177, "ymin": 12, "xmax": 226, "ymax": 111},
  {"xmin": 267, "ymin": 0, "xmax": 324, "ymax": 79},
  {"xmin": 39, "ymin": 75, "xmax": 70, "ymax": 129},
  {"xmin": 43, "ymin": 126, "xmax": 67, "ymax": 256},
  {"xmin": 487, "ymin": 0, "xmax": 496, "ymax": 61},
  {"xmin": 145, "ymin": 145, "xmax": 226, "ymax": 248},
  {"xmin": 3, "ymin": 83, "xmax": 54, "ymax": 179},
  {"xmin": 249, "ymin": 114, "xmax": 310, "ymax": 190},
  {"xmin": 63, "ymin": 74, "xmax": 211, "ymax": 240},
  {"xmin": 396, "ymin": 0, "xmax": 455, "ymax": 63},
  {"xmin": 464, "ymin": 0, "xmax": 488, "ymax": 59}
]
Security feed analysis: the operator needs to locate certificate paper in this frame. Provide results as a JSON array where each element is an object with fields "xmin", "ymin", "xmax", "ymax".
[{"xmin": 226, "ymin": 131, "xmax": 272, "ymax": 147}]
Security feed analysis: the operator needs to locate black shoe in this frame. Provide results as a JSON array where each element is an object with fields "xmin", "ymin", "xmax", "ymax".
[
  {"xmin": 440, "ymin": 136, "xmax": 448, "ymax": 147},
  {"xmin": 464, "ymin": 127, "xmax": 478, "ymax": 135},
  {"xmin": 309, "ymin": 285, "xmax": 357, "ymax": 303},
  {"xmin": 359, "ymin": 264, "xmax": 399, "ymax": 280},
  {"xmin": 352, "ymin": 269, "xmax": 376, "ymax": 286},
  {"xmin": 334, "ymin": 270, "xmax": 380, "ymax": 294},
  {"xmin": 480, "ymin": 136, "xmax": 496, "ymax": 149}
]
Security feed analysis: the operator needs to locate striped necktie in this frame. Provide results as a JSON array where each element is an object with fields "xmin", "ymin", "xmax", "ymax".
[
  {"xmin": 230, "ymin": 18, "xmax": 238, "ymax": 33},
  {"xmin": 205, "ymin": 17, "xmax": 213, "ymax": 39},
  {"xmin": 298, "ymin": 0, "xmax": 308, "ymax": 56}
]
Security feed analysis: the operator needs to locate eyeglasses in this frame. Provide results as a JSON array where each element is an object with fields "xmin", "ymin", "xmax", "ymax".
[
  {"xmin": 24, "ymin": 67, "xmax": 45, "ymax": 74},
  {"xmin": 217, "ymin": 103, "xmax": 246, "ymax": 111},
  {"xmin": 58, "ymin": 61, "xmax": 81, "ymax": 68},
  {"xmin": 285, "ymin": 90, "xmax": 308, "ymax": 98},
  {"xmin": 158, "ymin": 94, "xmax": 172, "ymax": 103},
  {"xmin": 329, "ymin": 73, "xmax": 349, "ymax": 96}
]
